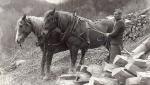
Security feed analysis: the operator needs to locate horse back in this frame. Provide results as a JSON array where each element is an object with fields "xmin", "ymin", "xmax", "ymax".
[
  {"xmin": 92, "ymin": 19, "xmax": 114, "ymax": 33},
  {"xmin": 88, "ymin": 19, "xmax": 114, "ymax": 48}
]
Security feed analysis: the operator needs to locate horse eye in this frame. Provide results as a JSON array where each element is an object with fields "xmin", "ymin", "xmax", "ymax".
[{"xmin": 19, "ymin": 25, "xmax": 23, "ymax": 28}]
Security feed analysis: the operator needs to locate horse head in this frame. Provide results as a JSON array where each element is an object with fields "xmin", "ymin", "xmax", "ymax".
[
  {"xmin": 43, "ymin": 8, "xmax": 58, "ymax": 36},
  {"xmin": 15, "ymin": 14, "xmax": 32, "ymax": 44}
]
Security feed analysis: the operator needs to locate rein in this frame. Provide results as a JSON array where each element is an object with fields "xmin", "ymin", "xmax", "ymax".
[
  {"xmin": 86, "ymin": 21, "xmax": 110, "ymax": 48},
  {"xmin": 87, "ymin": 22, "xmax": 106, "ymax": 36}
]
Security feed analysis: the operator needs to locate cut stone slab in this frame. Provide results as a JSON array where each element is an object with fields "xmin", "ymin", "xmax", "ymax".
[
  {"xmin": 146, "ymin": 60, "xmax": 150, "ymax": 71},
  {"xmin": 87, "ymin": 77, "xmax": 118, "ymax": 85},
  {"xmin": 55, "ymin": 80, "xmax": 77, "ymax": 85},
  {"xmin": 103, "ymin": 62, "xmax": 118, "ymax": 73},
  {"xmin": 87, "ymin": 64, "xmax": 103, "ymax": 77},
  {"xmin": 112, "ymin": 67, "xmax": 134, "ymax": 81},
  {"xmin": 113, "ymin": 55, "xmax": 128, "ymax": 67},
  {"xmin": 101, "ymin": 71, "xmax": 112, "ymax": 78},
  {"xmin": 147, "ymin": 55, "xmax": 150, "ymax": 60},
  {"xmin": 58, "ymin": 74, "xmax": 76, "ymax": 80},
  {"xmin": 132, "ymin": 52, "xmax": 145, "ymax": 59},
  {"xmin": 137, "ymin": 71, "xmax": 150, "ymax": 85},
  {"xmin": 132, "ymin": 59, "xmax": 147, "ymax": 68},
  {"xmin": 57, "ymin": 73, "xmax": 90, "ymax": 85},
  {"xmin": 132, "ymin": 37, "xmax": 150, "ymax": 54},
  {"xmin": 126, "ymin": 77, "xmax": 141, "ymax": 85},
  {"xmin": 125, "ymin": 63, "xmax": 144, "ymax": 76}
]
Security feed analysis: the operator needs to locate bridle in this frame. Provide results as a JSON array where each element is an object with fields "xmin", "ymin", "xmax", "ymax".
[{"xmin": 18, "ymin": 18, "xmax": 33, "ymax": 48}]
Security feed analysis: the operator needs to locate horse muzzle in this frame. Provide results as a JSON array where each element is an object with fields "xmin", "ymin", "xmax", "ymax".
[
  {"xmin": 41, "ymin": 30, "xmax": 49, "ymax": 36},
  {"xmin": 15, "ymin": 37, "xmax": 24, "ymax": 44},
  {"xmin": 16, "ymin": 39, "xmax": 21, "ymax": 44}
]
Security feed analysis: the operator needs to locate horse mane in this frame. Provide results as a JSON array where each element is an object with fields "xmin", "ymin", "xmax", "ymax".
[{"xmin": 44, "ymin": 10, "xmax": 92, "ymax": 22}]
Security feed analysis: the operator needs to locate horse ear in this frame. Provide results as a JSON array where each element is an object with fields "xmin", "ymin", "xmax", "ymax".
[
  {"xmin": 22, "ymin": 14, "xmax": 26, "ymax": 20},
  {"xmin": 73, "ymin": 11, "xmax": 77, "ymax": 16},
  {"xmin": 51, "ymin": 8, "xmax": 55, "ymax": 15}
]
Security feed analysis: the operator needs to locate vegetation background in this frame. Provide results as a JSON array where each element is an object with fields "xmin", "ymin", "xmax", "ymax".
[{"xmin": 0, "ymin": 0, "xmax": 149, "ymax": 85}]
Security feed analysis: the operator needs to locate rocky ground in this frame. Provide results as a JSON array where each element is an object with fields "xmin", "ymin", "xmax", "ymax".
[
  {"xmin": 0, "ymin": 11, "xmax": 150, "ymax": 85},
  {"xmin": 0, "ymin": 34, "xmax": 148, "ymax": 85}
]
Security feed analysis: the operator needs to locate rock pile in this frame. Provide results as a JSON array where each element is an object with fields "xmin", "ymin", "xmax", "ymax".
[
  {"xmin": 106, "ymin": 8, "xmax": 150, "ymax": 42},
  {"xmin": 56, "ymin": 36, "xmax": 150, "ymax": 85},
  {"xmin": 123, "ymin": 13, "xmax": 150, "ymax": 41}
]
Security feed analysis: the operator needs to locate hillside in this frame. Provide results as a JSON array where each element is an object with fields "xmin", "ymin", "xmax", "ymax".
[{"xmin": 0, "ymin": 0, "xmax": 150, "ymax": 85}]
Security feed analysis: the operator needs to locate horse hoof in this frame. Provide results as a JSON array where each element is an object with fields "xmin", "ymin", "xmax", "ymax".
[
  {"xmin": 68, "ymin": 68, "xmax": 76, "ymax": 74},
  {"xmin": 79, "ymin": 62, "xmax": 84, "ymax": 65},
  {"xmin": 43, "ymin": 75, "xmax": 50, "ymax": 81},
  {"xmin": 76, "ymin": 65, "xmax": 82, "ymax": 72}
]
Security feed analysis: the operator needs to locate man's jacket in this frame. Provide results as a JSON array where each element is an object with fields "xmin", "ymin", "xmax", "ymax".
[{"xmin": 109, "ymin": 19, "xmax": 125, "ymax": 45}]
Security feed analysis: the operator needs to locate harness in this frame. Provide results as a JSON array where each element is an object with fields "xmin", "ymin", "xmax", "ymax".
[
  {"xmin": 44, "ymin": 13, "xmax": 81, "ymax": 47},
  {"xmin": 60, "ymin": 14, "xmax": 80, "ymax": 42}
]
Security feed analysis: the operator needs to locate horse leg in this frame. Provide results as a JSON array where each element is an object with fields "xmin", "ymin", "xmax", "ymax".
[
  {"xmin": 69, "ymin": 46, "xmax": 79, "ymax": 73},
  {"xmin": 105, "ymin": 44, "xmax": 111, "ymax": 63},
  {"xmin": 41, "ymin": 51, "xmax": 46, "ymax": 76},
  {"xmin": 79, "ymin": 48, "xmax": 87, "ymax": 65},
  {"xmin": 43, "ymin": 51, "xmax": 54, "ymax": 80}
]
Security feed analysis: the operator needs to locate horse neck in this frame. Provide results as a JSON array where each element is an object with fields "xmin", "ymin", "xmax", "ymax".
[
  {"xmin": 57, "ymin": 12, "xmax": 73, "ymax": 32},
  {"xmin": 27, "ymin": 16, "xmax": 44, "ymax": 38}
]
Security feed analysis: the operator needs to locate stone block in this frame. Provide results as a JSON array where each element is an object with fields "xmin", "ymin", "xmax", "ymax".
[
  {"xmin": 113, "ymin": 55, "xmax": 128, "ymax": 67},
  {"xmin": 132, "ymin": 59, "xmax": 147, "ymax": 68},
  {"xmin": 87, "ymin": 64, "xmax": 103, "ymax": 77},
  {"xmin": 132, "ymin": 52, "xmax": 145, "ymax": 59},
  {"xmin": 87, "ymin": 77, "xmax": 118, "ymax": 85},
  {"xmin": 103, "ymin": 62, "xmax": 118, "ymax": 73},
  {"xmin": 126, "ymin": 77, "xmax": 141, "ymax": 85},
  {"xmin": 137, "ymin": 72, "xmax": 150, "ymax": 85},
  {"xmin": 58, "ymin": 74, "xmax": 76, "ymax": 80},
  {"xmin": 125, "ymin": 63, "xmax": 144, "ymax": 76},
  {"xmin": 112, "ymin": 67, "xmax": 134, "ymax": 81}
]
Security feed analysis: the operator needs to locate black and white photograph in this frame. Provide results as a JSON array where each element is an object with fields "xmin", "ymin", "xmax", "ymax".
[{"xmin": 0, "ymin": 0, "xmax": 150, "ymax": 85}]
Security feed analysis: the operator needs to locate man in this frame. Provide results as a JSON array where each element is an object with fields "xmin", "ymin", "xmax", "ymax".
[{"xmin": 105, "ymin": 9, "xmax": 125, "ymax": 63}]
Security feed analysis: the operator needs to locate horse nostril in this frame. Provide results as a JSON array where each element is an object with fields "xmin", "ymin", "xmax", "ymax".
[
  {"xmin": 16, "ymin": 40, "xmax": 19, "ymax": 43},
  {"xmin": 16, "ymin": 40, "xmax": 20, "ymax": 44},
  {"xmin": 42, "ymin": 30, "xmax": 48, "ymax": 36},
  {"xmin": 41, "ymin": 32, "xmax": 45, "ymax": 36}
]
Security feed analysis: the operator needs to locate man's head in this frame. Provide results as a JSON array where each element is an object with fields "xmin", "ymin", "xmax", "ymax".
[{"xmin": 114, "ymin": 9, "xmax": 122, "ymax": 20}]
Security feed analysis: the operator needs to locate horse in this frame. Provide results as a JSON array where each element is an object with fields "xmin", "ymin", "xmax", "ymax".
[
  {"xmin": 15, "ymin": 15, "xmax": 88, "ymax": 80},
  {"xmin": 43, "ymin": 9, "xmax": 114, "ymax": 74},
  {"xmin": 15, "ymin": 15, "xmax": 66, "ymax": 79}
]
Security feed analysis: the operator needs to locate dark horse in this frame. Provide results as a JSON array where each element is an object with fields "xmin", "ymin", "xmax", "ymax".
[{"xmin": 43, "ymin": 9, "xmax": 114, "ymax": 74}]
